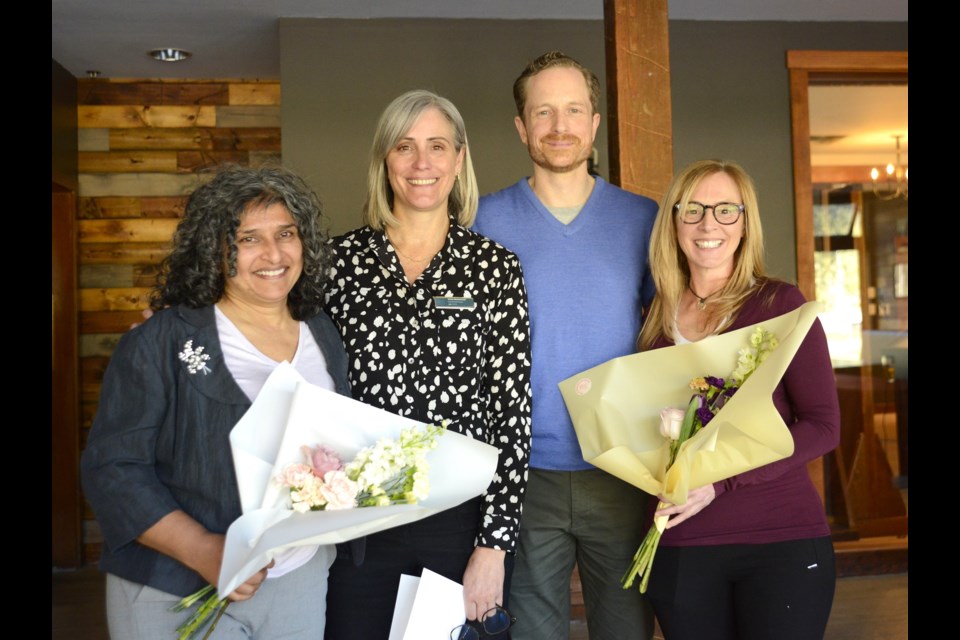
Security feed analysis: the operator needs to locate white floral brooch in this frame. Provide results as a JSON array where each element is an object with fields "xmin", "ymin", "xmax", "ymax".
[{"xmin": 178, "ymin": 339, "xmax": 212, "ymax": 375}]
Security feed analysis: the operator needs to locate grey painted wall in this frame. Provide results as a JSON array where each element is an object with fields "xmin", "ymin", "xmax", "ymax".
[
  {"xmin": 280, "ymin": 19, "xmax": 607, "ymax": 237},
  {"xmin": 280, "ymin": 18, "xmax": 907, "ymax": 281},
  {"xmin": 669, "ymin": 21, "xmax": 907, "ymax": 281}
]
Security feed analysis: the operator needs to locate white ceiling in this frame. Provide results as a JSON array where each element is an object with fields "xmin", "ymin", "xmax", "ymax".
[
  {"xmin": 809, "ymin": 85, "xmax": 908, "ymax": 167},
  {"xmin": 52, "ymin": 0, "xmax": 908, "ymax": 169}
]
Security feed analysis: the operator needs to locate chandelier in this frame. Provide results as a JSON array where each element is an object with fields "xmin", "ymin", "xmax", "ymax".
[{"xmin": 870, "ymin": 134, "xmax": 907, "ymax": 200}]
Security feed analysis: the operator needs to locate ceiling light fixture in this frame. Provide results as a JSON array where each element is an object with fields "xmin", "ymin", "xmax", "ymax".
[
  {"xmin": 148, "ymin": 48, "xmax": 192, "ymax": 63},
  {"xmin": 870, "ymin": 134, "xmax": 908, "ymax": 201}
]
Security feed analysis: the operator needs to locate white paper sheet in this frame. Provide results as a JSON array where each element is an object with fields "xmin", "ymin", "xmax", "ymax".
[
  {"xmin": 218, "ymin": 362, "xmax": 500, "ymax": 597},
  {"xmin": 388, "ymin": 569, "xmax": 466, "ymax": 640}
]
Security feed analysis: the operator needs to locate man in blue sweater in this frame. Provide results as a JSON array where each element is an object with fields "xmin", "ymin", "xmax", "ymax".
[{"xmin": 472, "ymin": 51, "xmax": 657, "ymax": 640}]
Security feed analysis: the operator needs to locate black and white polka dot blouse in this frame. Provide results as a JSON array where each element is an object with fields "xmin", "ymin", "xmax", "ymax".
[{"xmin": 323, "ymin": 221, "xmax": 533, "ymax": 552}]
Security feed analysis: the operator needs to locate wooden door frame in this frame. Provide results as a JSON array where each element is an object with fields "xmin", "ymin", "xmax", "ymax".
[
  {"xmin": 786, "ymin": 50, "xmax": 908, "ymax": 300},
  {"xmin": 787, "ymin": 51, "xmax": 908, "ymax": 538},
  {"xmin": 53, "ymin": 184, "xmax": 81, "ymax": 568}
]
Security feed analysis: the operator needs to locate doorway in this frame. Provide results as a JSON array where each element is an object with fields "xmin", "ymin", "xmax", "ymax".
[{"xmin": 787, "ymin": 51, "xmax": 907, "ymax": 551}]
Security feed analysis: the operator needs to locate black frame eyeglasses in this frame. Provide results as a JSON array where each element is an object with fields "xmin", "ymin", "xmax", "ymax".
[
  {"xmin": 450, "ymin": 606, "xmax": 516, "ymax": 639},
  {"xmin": 674, "ymin": 201, "xmax": 745, "ymax": 225}
]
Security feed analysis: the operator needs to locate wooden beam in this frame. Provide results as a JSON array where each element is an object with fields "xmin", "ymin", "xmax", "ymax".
[
  {"xmin": 603, "ymin": 0, "xmax": 673, "ymax": 203},
  {"xmin": 53, "ymin": 189, "xmax": 81, "ymax": 568},
  {"xmin": 786, "ymin": 51, "xmax": 908, "ymax": 73}
]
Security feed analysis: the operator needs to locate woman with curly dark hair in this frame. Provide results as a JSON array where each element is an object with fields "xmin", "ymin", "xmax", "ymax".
[{"xmin": 81, "ymin": 164, "xmax": 350, "ymax": 638}]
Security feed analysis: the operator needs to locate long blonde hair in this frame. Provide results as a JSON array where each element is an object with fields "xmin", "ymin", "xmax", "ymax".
[{"xmin": 639, "ymin": 159, "xmax": 767, "ymax": 350}]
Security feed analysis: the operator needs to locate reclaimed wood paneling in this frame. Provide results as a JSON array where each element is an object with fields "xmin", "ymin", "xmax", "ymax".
[
  {"xmin": 109, "ymin": 127, "xmax": 281, "ymax": 151},
  {"xmin": 75, "ymin": 79, "xmax": 281, "ymax": 566},
  {"xmin": 79, "ymin": 81, "xmax": 164, "ymax": 105},
  {"xmin": 81, "ymin": 400, "xmax": 97, "ymax": 429},
  {"xmin": 229, "ymin": 83, "xmax": 281, "ymax": 105},
  {"xmin": 79, "ymin": 105, "xmax": 217, "ymax": 128},
  {"xmin": 161, "ymin": 83, "xmax": 230, "ymax": 105},
  {"xmin": 78, "ymin": 264, "xmax": 135, "ymax": 288},
  {"xmin": 80, "ymin": 287, "xmax": 152, "ymax": 312},
  {"xmin": 80, "ymin": 356, "xmax": 110, "ymax": 386},
  {"xmin": 80, "ymin": 242, "xmax": 173, "ymax": 264},
  {"xmin": 81, "ymin": 310, "xmax": 151, "ymax": 334},
  {"xmin": 79, "ymin": 196, "xmax": 187, "ymax": 219},
  {"xmin": 79, "ymin": 151, "xmax": 178, "ymax": 174},
  {"xmin": 77, "ymin": 263, "xmax": 159, "ymax": 289},
  {"xmin": 177, "ymin": 150, "xmax": 249, "ymax": 172},
  {"xmin": 79, "ymin": 173, "xmax": 208, "ymax": 197},
  {"xmin": 78, "ymin": 129, "xmax": 110, "ymax": 151},
  {"xmin": 207, "ymin": 128, "xmax": 281, "ymax": 151},
  {"xmin": 216, "ymin": 105, "xmax": 281, "ymax": 127},
  {"xmin": 79, "ymin": 219, "xmax": 179, "ymax": 243},
  {"xmin": 79, "ymin": 333, "xmax": 124, "ymax": 358}
]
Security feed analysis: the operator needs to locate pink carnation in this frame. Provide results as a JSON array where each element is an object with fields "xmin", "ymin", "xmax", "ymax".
[
  {"xmin": 318, "ymin": 470, "xmax": 358, "ymax": 510},
  {"xmin": 279, "ymin": 463, "xmax": 316, "ymax": 489},
  {"xmin": 302, "ymin": 444, "xmax": 344, "ymax": 476}
]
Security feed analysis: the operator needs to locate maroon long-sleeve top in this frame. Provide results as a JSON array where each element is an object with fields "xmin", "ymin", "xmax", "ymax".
[{"xmin": 649, "ymin": 279, "xmax": 841, "ymax": 546}]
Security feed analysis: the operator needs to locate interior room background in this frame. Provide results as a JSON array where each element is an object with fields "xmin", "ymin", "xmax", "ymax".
[{"xmin": 52, "ymin": 16, "xmax": 907, "ymax": 568}]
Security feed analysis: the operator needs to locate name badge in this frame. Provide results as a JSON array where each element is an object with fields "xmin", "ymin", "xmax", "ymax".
[{"xmin": 433, "ymin": 296, "xmax": 476, "ymax": 311}]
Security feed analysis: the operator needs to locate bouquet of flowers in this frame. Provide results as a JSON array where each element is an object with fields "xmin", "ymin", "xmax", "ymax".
[
  {"xmin": 557, "ymin": 302, "xmax": 821, "ymax": 592},
  {"xmin": 171, "ymin": 363, "xmax": 498, "ymax": 639},
  {"xmin": 621, "ymin": 327, "xmax": 779, "ymax": 592}
]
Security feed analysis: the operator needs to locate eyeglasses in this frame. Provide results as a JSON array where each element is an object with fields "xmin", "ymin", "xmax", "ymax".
[
  {"xmin": 450, "ymin": 606, "xmax": 516, "ymax": 640},
  {"xmin": 674, "ymin": 201, "xmax": 744, "ymax": 225}
]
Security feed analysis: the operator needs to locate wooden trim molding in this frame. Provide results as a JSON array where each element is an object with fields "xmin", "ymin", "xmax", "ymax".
[{"xmin": 787, "ymin": 50, "xmax": 908, "ymax": 301}]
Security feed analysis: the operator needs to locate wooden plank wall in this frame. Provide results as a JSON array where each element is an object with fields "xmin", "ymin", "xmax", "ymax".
[{"xmin": 76, "ymin": 79, "xmax": 281, "ymax": 564}]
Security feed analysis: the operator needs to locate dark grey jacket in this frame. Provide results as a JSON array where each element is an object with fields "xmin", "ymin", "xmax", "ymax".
[{"xmin": 80, "ymin": 305, "xmax": 351, "ymax": 596}]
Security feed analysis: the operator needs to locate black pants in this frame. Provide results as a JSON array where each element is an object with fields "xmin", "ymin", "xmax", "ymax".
[
  {"xmin": 324, "ymin": 498, "xmax": 513, "ymax": 639},
  {"xmin": 646, "ymin": 536, "xmax": 836, "ymax": 640}
]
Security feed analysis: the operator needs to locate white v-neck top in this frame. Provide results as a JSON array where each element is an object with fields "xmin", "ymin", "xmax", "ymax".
[
  {"xmin": 215, "ymin": 306, "xmax": 334, "ymax": 401},
  {"xmin": 214, "ymin": 306, "xmax": 336, "ymax": 579}
]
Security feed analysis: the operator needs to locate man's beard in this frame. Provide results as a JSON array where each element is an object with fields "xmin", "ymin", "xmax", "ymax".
[{"xmin": 528, "ymin": 134, "xmax": 591, "ymax": 174}]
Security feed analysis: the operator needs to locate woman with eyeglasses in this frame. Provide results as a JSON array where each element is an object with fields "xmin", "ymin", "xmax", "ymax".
[{"xmin": 636, "ymin": 160, "xmax": 840, "ymax": 640}]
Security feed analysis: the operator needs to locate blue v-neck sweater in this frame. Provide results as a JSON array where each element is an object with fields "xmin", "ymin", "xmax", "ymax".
[{"xmin": 474, "ymin": 177, "xmax": 657, "ymax": 470}]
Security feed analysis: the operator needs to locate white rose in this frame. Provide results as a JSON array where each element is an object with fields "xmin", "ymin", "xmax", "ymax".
[{"xmin": 659, "ymin": 407, "xmax": 686, "ymax": 440}]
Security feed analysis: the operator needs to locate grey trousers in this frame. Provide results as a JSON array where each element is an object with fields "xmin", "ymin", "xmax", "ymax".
[
  {"xmin": 508, "ymin": 468, "xmax": 655, "ymax": 640},
  {"xmin": 105, "ymin": 545, "xmax": 335, "ymax": 639}
]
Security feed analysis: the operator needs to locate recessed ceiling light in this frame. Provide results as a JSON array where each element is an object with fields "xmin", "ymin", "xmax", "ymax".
[{"xmin": 148, "ymin": 48, "xmax": 192, "ymax": 63}]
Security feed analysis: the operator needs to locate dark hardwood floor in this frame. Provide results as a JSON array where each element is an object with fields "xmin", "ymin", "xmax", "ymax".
[{"xmin": 53, "ymin": 567, "xmax": 907, "ymax": 639}]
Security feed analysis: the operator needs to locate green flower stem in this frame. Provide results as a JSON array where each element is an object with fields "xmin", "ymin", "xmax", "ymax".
[
  {"xmin": 201, "ymin": 599, "xmax": 230, "ymax": 640},
  {"xmin": 621, "ymin": 502, "xmax": 669, "ymax": 593},
  {"xmin": 170, "ymin": 584, "xmax": 215, "ymax": 612},
  {"xmin": 173, "ymin": 587, "xmax": 228, "ymax": 640}
]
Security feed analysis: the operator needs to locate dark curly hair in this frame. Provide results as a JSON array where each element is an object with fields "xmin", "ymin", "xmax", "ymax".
[{"xmin": 151, "ymin": 164, "xmax": 333, "ymax": 320}]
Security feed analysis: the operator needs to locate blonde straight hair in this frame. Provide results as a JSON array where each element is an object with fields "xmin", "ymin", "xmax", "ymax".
[
  {"xmin": 363, "ymin": 90, "xmax": 479, "ymax": 230},
  {"xmin": 639, "ymin": 159, "xmax": 767, "ymax": 350}
]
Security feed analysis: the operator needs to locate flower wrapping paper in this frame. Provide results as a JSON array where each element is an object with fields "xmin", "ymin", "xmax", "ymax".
[
  {"xmin": 218, "ymin": 362, "xmax": 500, "ymax": 597},
  {"xmin": 558, "ymin": 301, "xmax": 820, "ymax": 507}
]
